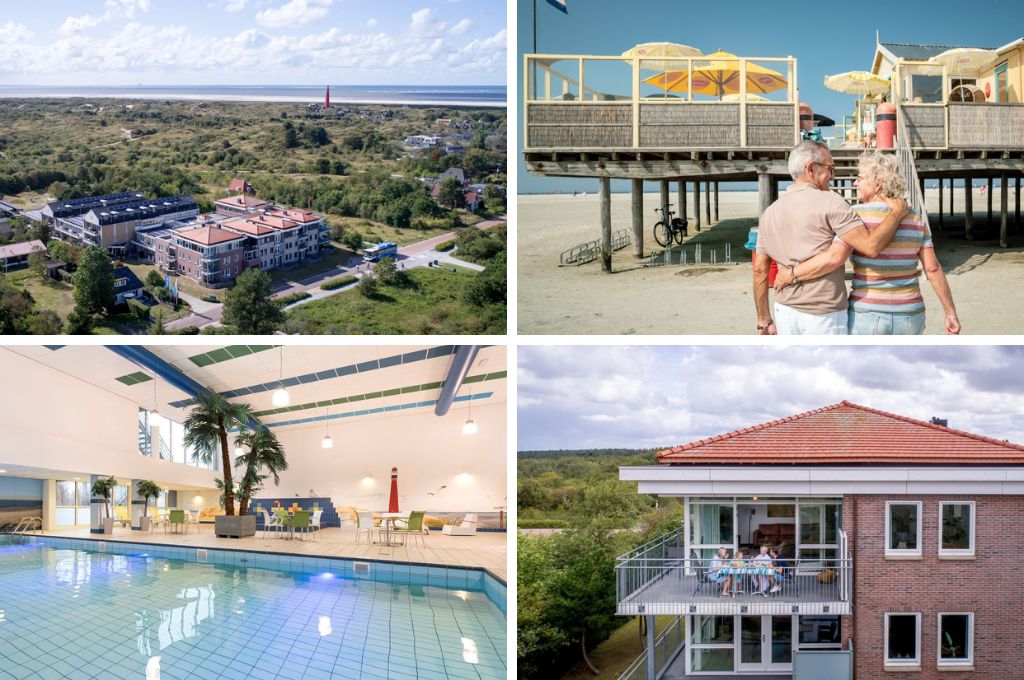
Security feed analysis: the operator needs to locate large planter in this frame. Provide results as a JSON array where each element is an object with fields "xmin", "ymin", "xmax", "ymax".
[
  {"xmin": 215, "ymin": 514, "xmax": 256, "ymax": 538},
  {"xmin": 102, "ymin": 518, "xmax": 114, "ymax": 534},
  {"xmin": 140, "ymin": 516, "xmax": 151, "ymax": 532}
]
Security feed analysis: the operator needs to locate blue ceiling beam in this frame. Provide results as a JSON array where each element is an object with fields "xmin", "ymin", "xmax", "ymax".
[
  {"xmin": 434, "ymin": 345, "xmax": 480, "ymax": 416},
  {"xmin": 107, "ymin": 346, "xmax": 211, "ymax": 400}
]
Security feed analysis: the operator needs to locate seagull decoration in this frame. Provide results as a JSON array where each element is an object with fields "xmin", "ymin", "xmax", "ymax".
[{"xmin": 426, "ymin": 485, "xmax": 448, "ymax": 496}]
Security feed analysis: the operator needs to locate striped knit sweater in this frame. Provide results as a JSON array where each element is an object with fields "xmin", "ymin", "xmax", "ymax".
[{"xmin": 848, "ymin": 203, "xmax": 932, "ymax": 314}]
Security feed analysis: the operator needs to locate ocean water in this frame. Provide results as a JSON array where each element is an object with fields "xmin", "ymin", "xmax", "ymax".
[
  {"xmin": 0, "ymin": 536, "xmax": 506, "ymax": 680},
  {"xmin": 0, "ymin": 84, "xmax": 506, "ymax": 107}
]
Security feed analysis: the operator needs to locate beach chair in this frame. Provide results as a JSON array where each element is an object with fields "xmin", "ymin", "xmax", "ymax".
[{"xmin": 442, "ymin": 513, "xmax": 478, "ymax": 536}]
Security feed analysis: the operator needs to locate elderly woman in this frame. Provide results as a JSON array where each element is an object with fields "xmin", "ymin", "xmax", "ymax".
[{"xmin": 773, "ymin": 152, "xmax": 960, "ymax": 334}]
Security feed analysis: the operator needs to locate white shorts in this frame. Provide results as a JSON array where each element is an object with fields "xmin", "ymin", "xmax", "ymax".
[{"xmin": 774, "ymin": 303, "xmax": 848, "ymax": 335}]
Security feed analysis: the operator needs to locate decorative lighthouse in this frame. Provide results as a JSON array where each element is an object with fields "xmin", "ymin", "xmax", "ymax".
[{"xmin": 325, "ymin": 84, "xmax": 330, "ymax": 110}]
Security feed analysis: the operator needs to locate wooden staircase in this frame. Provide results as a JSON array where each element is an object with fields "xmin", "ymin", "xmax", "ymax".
[{"xmin": 829, "ymin": 148, "xmax": 863, "ymax": 204}]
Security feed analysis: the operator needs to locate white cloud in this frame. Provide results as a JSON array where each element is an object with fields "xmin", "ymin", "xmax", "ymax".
[
  {"xmin": 0, "ymin": 21, "xmax": 32, "ymax": 42},
  {"xmin": 59, "ymin": 15, "xmax": 103, "ymax": 35},
  {"xmin": 256, "ymin": 0, "xmax": 333, "ymax": 28},
  {"xmin": 410, "ymin": 8, "xmax": 446, "ymax": 36},
  {"xmin": 366, "ymin": 18, "xmax": 378, "ymax": 27},
  {"xmin": 225, "ymin": 0, "xmax": 250, "ymax": 12},
  {"xmin": 449, "ymin": 18, "xmax": 473, "ymax": 36},
  {"xmin": 106, "ymin": 0, "xmax": 152, "ymax": 18}
]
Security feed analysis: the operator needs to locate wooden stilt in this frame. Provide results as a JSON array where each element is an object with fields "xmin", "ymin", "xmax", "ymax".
[
  {"xmin": 631, "ymin": 178, "xmax": 644, "ymax": 258},
  {"xmin": 600, "ymin": 177, "xmax": 612, "ymax": 272},
  {"xmin": 704, "ymin": 180, "xmax": 711, "ymax": 225},
  {"xmin": 938, "ymin": 178, "xmax": 944, "ymax": 230},
  {"xmin": 964, "ymin": 178, "xmax": 974, "ymax": 240},
  {"xmin": 713, "ymin": 182, "xmax": 720, "ymax": 222},
  {"xmin": 1000, "ymin": 172, "xmax": 1008, "ymax": 248},
  {"xmin": 1011, "ymin": 175, "xmax": 1019, "ymax": 228},
  {"xmin": 693, "ymin": 180, "xmax": 701, "ymax": 232},
  {"xmin": 949, "ymin": 178, "xmax": 954, "ymax": 216},
  {"xmin": 919, "ymin": 176, "xmax": 925, "ymax": 209},
  {"xmin": 987, "ymin": 177, "xmax": 994, "ymax": 226},
  {"xmin": 758, "ymin": 172, "xmax": 771, "ymax": 217},
  {"xmin": 678, "ymin": 180, "xmax": 687, "ymax": 223}
]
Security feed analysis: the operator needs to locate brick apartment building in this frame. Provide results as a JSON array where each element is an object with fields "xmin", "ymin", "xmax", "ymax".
[{"xmin": 616, "ymin": 401, "xmax": 1024, "ymax": 679}]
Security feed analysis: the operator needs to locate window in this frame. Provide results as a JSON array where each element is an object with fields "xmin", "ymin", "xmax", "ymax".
[
  {"xmin": 885, "ymin": 613, "xmax": 921, "ymax": 667},
  {"xmin": 886, "ymin": 501, "xmax": 921, "ymax": 557},
  {"xmin": 56, "ymin": 480, "xmax": 91, "ymax": 526},
  {"xmin": 939, "ymin": 502, "xmax": 974, "ymax": 557},
  {"xmin": 994, "ymin": 62, "xmax": 1008, "ymax": 103},
  {"xmin": 689, "ymin": 616, "xmax": 734, "ymax": 673},
  {"xmin": 798, "ymin": 615, "xmax": 841, "ymax": 649},
  {"xmin": 938, "ymin": 613, "xmax": 973, "ymax": 667}
]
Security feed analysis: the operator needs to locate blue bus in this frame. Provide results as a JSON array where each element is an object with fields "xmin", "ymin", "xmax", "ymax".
[{"xmin": 363, "ymin": 241, "xmax": 398, "ymax": 263}]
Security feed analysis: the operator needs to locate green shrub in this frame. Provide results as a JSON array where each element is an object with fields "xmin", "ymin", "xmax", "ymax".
[
  {"xmin": 127, "ymin": 298, "xmax": 150, "ymax": 321},
  {"xmin": 435, "ymin": 239, "xmax": 456, "ymax": 252},
  {"xmin": 145, "ymin": 270, "xmax": 165, "ymax": 288},
  {"xmin": 321, "ymin": 275, "xmax": 357, "ymax": 291},
  {"xmin": 276, "ymin": 291, "xmax": 312, "ymax": 306},
  {"xmin": 202, "ymin": 294, "xmax": 219, "ymax": 303},
  {"xmin": 358, "ymin": 274, "xmax": 378, "ymax": 297},
  {"xmin": 517, "ymin": 519, "xmax": 570, "ymax": 529}
]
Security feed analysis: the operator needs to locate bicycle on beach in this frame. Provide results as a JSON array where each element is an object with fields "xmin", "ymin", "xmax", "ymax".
[{"xmin": 653, "ymin": 204, "xmax": 688, "ymax": 247}]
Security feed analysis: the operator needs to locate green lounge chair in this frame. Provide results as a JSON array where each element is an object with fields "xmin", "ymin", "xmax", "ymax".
[
  {"xmin": 168, "ymin": 510, "xmax": 185, "ymax": 534},
  {"xmin": 392, "ymin": 511, "xmax": 426, "ymax": 548}
]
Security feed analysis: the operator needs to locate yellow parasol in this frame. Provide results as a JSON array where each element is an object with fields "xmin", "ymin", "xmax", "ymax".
[
  {"xmin": 927, "ymin": 47, "xmax": 999, "ymax": 75},
  {"xmin": 721, "ymin": 92, "xmax": 769, "ymax": 102},
  {"xmin": 823, "ymin": 71, "xmax": 890, "ymax": 96},
  {"xmin": 621, "ymin": 41, "xmax": 702, "ymax": 71},
  {"xmin": 643, "ymin": 50, "xmax": 788, "ymax": 98}
]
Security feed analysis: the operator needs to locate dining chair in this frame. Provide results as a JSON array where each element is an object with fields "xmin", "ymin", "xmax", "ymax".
[
  {"xmin": 392, "ymin": 511, "xmax": 426, "ymax": 548},
  {"xmin": 310, "ymin": 510, "xmax": 323, "ymax": 541},
  {"xmin": 292, "ymin": 510, "xmax": 311, "ymax": 541},
  {"xmin": 355, "ymin": 511, "xmax": 377, "ymax": 544},
  {"xmin": 168, "ymin": 510, "xmax": 185, "ymax": 534}
]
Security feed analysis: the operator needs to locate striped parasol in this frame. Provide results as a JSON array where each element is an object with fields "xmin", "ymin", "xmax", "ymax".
[{"xmin": 621, "ymin": 41, "xmax": 702, "ymax": 71}]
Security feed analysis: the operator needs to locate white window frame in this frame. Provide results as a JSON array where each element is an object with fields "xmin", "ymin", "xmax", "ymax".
[
  {"xmin": 884, "ymin": 612, "xmax": 921, "ymax": 669},
  {"xmin": 937, "ymin": 613, "xmax": 973, "ymax": 668},
  {"xmin": 885, "ymin": 501, "xmax": 922, "ymax": 558},
  {"xmin": 938, "ymin": 501, "xmax": 975, "ymax": 558}
]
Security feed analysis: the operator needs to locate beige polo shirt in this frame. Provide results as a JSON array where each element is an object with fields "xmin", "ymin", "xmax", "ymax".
[{"xmin": 756, "ymin": 182, "xmax": 863, "ymax": 314}]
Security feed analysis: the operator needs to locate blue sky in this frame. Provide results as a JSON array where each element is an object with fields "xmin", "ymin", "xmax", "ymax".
[
  {"xmin": 518, "ymin": 0, "xmax": 1024, "ymax": 193},
  {"xmin": 0, "ymin": 0, "xmax": 506, "ymax": 85},
  {"xmin": 518, "ymin": 345, "xmax": 1024, "ymax": 451}
]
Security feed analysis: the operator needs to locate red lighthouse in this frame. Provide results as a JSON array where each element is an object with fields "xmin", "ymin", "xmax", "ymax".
[{"xmin": 325, "ymin": 84, "xmax": 330, "ymax": 109}]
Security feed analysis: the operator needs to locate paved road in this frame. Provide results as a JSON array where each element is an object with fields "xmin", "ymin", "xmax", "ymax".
[{"xmin": 167, "ymin": 214, "xmax": 506, "ymax": 330}]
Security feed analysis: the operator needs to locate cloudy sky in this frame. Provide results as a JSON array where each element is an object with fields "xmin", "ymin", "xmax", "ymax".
[
  {"xmin": 518, "ymin": 345, "xmax": 1024, "ymax": 452},
  {"xmin": 0, "ymin": 0, "xmax": 506, "ymax": 85}
]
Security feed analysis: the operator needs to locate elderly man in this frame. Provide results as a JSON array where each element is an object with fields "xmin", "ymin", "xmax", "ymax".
[{"xmin": 753, "ymin": 141, "xmax": 909, "ymax": 334}]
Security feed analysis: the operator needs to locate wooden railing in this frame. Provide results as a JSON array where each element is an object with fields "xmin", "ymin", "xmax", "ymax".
[{"xmin": 524, "ymin": 54, "xmax": 800, "ymax": 151}]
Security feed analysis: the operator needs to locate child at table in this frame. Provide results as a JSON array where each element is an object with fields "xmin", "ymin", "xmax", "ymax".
[{"xmin": 730, "ymin": 550, "xmax": 747, "ymax": 594}]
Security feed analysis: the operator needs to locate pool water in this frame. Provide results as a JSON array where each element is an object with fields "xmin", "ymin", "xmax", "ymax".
[{"xmin": 0, "ymin": 537, "xmax": 505, "ymax": 680}]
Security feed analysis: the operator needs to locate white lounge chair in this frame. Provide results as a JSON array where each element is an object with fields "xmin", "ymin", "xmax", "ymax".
[
  {"xmin": 442, "ymin": 513, "xmax": 478, "ymax": 536},
  {"xmin": 310, "ymin": 510, "xmax": 323, "ymax": 541},
  {"xmin": 262, "ymin": 509, "xmax": 284, "ymax": 539}
]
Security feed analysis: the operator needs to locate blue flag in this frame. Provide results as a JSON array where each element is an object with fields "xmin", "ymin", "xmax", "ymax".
[
  {"xmin": 164, "ymin": 275, "xmax": 171, "ymax": 289},
  {"xmin": 546, "ymin": 0, "xmax": 567, "ymax": 13}
]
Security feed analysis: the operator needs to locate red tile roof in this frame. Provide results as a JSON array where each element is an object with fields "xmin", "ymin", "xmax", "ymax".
[
  {"xmin": 215, "ymin": 194, "xmax": 269, "ymax": 209},
  {"xmin": 657, "ymin": 401, "xmax": 1024, "ymax": 465},
  {"xmin": 266, "ymin": 207, "xmax": 320, "ymax": 223},
  {"xmin": 175, "ymin": 225, "xmax": 245, "ymax": 246},
  {"xmin": 219, "ymin": 216, "xmax": 275, "ymax": 236}
]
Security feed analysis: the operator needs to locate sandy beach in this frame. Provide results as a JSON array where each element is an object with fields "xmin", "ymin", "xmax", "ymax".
[{"xmin": 518, "ymin": 190, "xmax": 1024, "ymax": 335}]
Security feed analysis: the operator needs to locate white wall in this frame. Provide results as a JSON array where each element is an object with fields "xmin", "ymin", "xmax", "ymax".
[
  {"xmin": 0, "ymin": 350, "xmax": 216, "ymax": 489},
  {"xmin": 262, "ymin": 401, "xmax": 506, "ymax": 513}
]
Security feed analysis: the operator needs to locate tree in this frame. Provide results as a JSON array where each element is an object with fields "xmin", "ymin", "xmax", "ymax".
[
  {"xmin": 73, "ymin": 246, "xmax": 115, "ymax": 313},
  {"xmin": 232, "ymin": 427, "xmax": 288, "ymax": 516},
  {"xmin": 135, "ymin": 480, "xmax": 162, "ymax": 520},
  {"xmin": 374, "ymin": 256, "xmax": 399, "ymax": 285},
  {"xmin": 438, "ymin": 178, "xmax": 466, "ymax": 209},
  {"xmin": 145, "ymin": 269, "xmax": 165, "ymax": 288},
  {"xmin": 65, "ymin": 305, "xmax": 93, "ymax": 334},
  {"xmin": 182, "ymin": 392, "xmax": 256, "ymax": 516},
  {"xmin": 342, "ymin": 230, "xmax": 363, "ymax": 251},
  {"xmin": 358, "ymin": 273, "xmax": 378, "ymax": 297},
  {"xmin": 221, "ymin": 268, "xmax": 284, "ymax": 334},
  {"xmin": 47, "ymin": 240, "xmax": 82, "ymax": 267},
  {"xmin": 0, "ymin": 275, "xmax": 35, "ymax": 334},
  {"xmin": 283, "ymin": 125, "xmax": 300, "ymax": 149},
  {"xmin": 28, "ymin": 251, "xmax": 46, "ymax": 279},
  {"xmin": 90, "ymin": 476, "xmax": 118, "ymax": 522},
  {"xmin": 27, "ymin": 310, "xmax": 62, "ymax": 334}
]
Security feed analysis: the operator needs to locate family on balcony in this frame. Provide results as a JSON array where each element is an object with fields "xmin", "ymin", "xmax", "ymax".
[
  {"xmin": 709, "ymin": 545, "xmax": 789, "ymax": 597},
  {"xmin": 753, "ymin": 141, "xmax": 960, "ymax": 335}
]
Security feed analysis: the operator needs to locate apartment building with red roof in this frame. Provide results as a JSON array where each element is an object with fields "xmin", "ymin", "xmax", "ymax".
[
  {"xmin": 618, "ymin": 401, "xmax": 1024, "ymax": 679},
  {"xmin": 168, "ymin": 224, "xmax": 246, "ymax": 286}
]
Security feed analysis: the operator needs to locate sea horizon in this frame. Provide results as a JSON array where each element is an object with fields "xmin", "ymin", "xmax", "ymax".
[{"xmin": 0, "ymin": 84, "xmax": 507, "ymax": 108}]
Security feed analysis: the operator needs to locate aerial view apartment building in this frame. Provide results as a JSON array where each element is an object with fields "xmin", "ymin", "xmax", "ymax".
[
  {"xmin": 43, "ymin": 181, "xmax": 328, "ymax": 287},
  {"xmin": 617, "ymin": 401, "xmax": 1024, "ymax": 679}
]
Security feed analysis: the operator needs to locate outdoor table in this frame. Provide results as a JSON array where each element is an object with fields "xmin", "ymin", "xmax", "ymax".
[
  {"xmin": 718, "ymin": 566, "xmax": 778, "ymax": 595},
  {"xmin": 376, "ymin": 512, "xmax": 408, "ymax": 546}
]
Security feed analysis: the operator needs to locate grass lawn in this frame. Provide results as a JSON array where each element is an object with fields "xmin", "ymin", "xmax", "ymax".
[
  {"xmin": 562, "ymin": 616, "xmax": 678, "ymax": 680},
  {"xmin": 285, "ymin": 266, "xmax": 504, "ymax": 334},
  {"xmin": 7, "ymin": 270, "xmax": 75, "ymax": 320},
  {"xmin": 339, "ymin": 217, "xmax": 452, "ymax": 247},
  {"xmin": 267, "ymin": 244, "xmax": 357, "ymax": 288}
]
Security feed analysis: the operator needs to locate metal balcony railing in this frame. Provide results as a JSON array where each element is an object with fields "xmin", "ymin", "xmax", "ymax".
[{"xmin": 616, "ymin": 528, "xmax": 851, "ymax": 616}]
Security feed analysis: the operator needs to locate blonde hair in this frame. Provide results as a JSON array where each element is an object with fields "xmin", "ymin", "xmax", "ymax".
[{"xmin": 858, "ymin": 151, "xmax": 906, "ymax": 199}]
